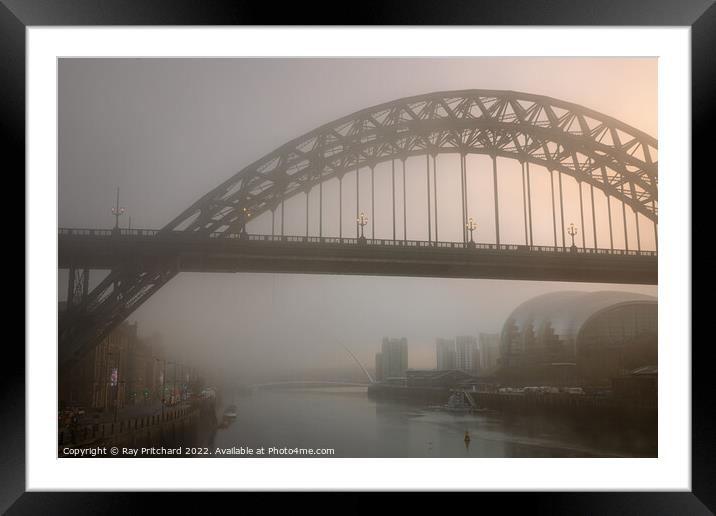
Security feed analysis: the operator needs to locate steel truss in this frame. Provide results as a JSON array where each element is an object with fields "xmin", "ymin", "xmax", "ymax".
[
  {"xmin": 164, "ymin": 89, "xmax": 657, "ymax": 236},
  {"xmin": 60, "ymin": 259, "xmax": 178, "ymax": 368}
]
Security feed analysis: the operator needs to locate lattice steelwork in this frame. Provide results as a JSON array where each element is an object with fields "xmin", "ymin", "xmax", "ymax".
[
  {"xmin": 59, "ymin": 259, "xmax": 179, "ymax": 365},
  {"xmin": 163, "ymin": 89, "xmax": 657, "ymax": 238}
]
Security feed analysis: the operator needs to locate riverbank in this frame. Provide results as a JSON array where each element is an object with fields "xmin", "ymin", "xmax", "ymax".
[{"xmin": 58, "ymin": 398, "xmax": 218, "ymax": 457}]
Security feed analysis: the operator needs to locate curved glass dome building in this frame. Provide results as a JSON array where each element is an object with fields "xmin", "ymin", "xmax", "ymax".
[{"xmin": 500, "ymin": 291, "xmax": 657, "ymax": 382}]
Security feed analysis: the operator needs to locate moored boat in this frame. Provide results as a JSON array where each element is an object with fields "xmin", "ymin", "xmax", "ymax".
[{"xmin": 223, "ymin": 404, "xmax": 238, "ymax": 419}]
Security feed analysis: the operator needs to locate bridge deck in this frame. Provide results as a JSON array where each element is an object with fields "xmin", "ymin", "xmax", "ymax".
[{"xmin": 58, "ymin": 229, "xmax": 657, "ymax": 285}]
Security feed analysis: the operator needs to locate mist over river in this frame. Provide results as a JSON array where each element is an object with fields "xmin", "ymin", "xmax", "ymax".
[{"xmin": 209, "ymin": 386, "xmax": 656, "ymax": 458}]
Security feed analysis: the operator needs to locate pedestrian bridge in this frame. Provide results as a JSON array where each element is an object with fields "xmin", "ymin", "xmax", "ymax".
[{"xmin": 248, "ymin": 381, "xmax": 371, "ymax": 390}]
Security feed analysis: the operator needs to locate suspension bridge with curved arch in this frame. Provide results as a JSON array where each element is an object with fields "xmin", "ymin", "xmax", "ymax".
[{"xmin": 59, "ymin": 89, "xmax": 658, "ymax": 367}]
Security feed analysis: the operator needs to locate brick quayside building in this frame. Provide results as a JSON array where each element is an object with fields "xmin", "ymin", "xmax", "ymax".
[{"xmin": 59, "ymin": 303, "xmax": 197, "ymax": 414}]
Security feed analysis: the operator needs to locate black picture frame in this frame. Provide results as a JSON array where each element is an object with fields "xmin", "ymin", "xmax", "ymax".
[{"xmin": 6, "ymin": 0, "xmax": 708, "ymax": 512}]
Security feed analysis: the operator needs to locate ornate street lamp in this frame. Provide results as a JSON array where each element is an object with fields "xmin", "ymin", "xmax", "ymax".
[
  {"xmin": 111, "ymin": 187, "xmax": 126, "ymax": 232},
  {"xmin": 466, "ymin": 217, "xmax": 477, "ymax": 248},
  {"xmin": 357, "ymin": 212, "xmax": 368, "ymax": 244},
  {"xmin": 567, "ymin": 222, "xmax": 578, "ymax": 250},
  {"xmin": 239, "ymin": 207, "xmax": 251, "ymax": 239}
]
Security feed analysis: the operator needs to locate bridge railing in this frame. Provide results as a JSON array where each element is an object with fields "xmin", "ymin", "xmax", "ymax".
[
  {"xmin": 119, "ymin": 229, "xmax": 159, "ymax": 237},
  {"xmin": 234, "ymin": 234, "xmax": 655, "ymax": 256},
  {"xmin": 58, "ymin": 228, "xmax": 657, "ymax": 257},
  {"xmin": 59, "ymin": 228, "xmax": 115, "ymax": 237},
  {"xmin": 59, "ymin": 228, "xmax": 160, "ymax": 238}
]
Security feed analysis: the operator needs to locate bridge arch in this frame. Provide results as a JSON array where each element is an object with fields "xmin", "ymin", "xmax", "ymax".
[{"xmin": 164, "ymin": 89, "xmax": 658, "ymax": 238}]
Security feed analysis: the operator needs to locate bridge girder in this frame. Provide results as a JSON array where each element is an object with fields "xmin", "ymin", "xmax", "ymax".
[
  {"xmin": 59, "ymin": 259, "xmax": 179, "ymax": 368},
  {"xmin": 163, "ymin": 89, "xmax": 658, "ymax": 236}
]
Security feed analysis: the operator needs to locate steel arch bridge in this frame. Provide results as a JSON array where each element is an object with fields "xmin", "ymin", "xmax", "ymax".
[{"xmin": 59, "ymin": 89, "xmax": 658, "ymax": 369}]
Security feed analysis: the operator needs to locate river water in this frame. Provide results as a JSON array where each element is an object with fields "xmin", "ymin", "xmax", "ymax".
[{"xmin": 211, "ymin": 386, "xmax": 656, "ymax": 458}]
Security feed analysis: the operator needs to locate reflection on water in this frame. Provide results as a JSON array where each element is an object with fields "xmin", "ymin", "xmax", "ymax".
[{"xmin": 212, "ymin": 386, "xmax": 655, "ymax": 458}]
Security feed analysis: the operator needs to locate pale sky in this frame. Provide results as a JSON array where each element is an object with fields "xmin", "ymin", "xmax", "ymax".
[{"xmin": 58, "ymin": 58, "xmax": 658, "ymax": 380}]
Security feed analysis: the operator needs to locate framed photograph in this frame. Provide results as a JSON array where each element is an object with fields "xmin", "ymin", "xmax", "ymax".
[{"xmin": 9, "ymin": 0, "xmax": 708, "ymax": 511}]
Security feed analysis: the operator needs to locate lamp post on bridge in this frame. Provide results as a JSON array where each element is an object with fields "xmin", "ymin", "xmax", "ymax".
[
  {"xmin": 568, "ymin": 222, "xmax": 578, "ymax": 251},
  {"xmin": 111, "ymin": 187, "xmax": 126, "ymax": 235},
  {"xmin": 239, "ymin": 207, "xmax": 251, "ymax": 240},
  {"xmin": 357, "ymin": 212, "xmax": 368, "ymax": 244},
  {"xmin": 466, "ymin": 217, "xmax": 477, "ymax": 248}
]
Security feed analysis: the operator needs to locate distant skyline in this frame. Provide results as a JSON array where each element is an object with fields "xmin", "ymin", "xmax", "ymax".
[{"xmin": 58, "ymin": 58, "xmax": 658, "ymax": 381}]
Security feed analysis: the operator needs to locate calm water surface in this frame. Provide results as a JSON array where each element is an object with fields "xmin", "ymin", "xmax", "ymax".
[{"xmin": 212, "ymin": 387, "xmax": 655, "ymax": 458}]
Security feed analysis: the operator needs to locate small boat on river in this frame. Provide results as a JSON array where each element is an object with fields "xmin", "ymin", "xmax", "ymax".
[{"xmin": 223, "ymin": 404, "xmax": 238, "ymax": 419}]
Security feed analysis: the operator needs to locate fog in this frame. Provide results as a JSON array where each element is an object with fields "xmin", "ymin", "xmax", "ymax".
[{"xmin": 58, "ymin": 58, "xmax": 657, "ymax": 383}]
